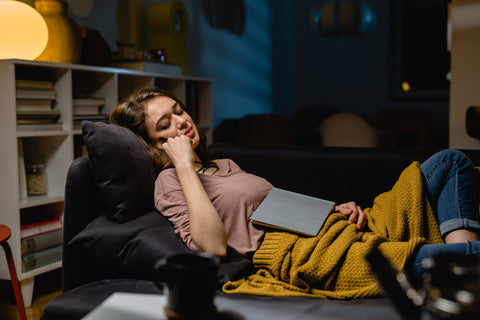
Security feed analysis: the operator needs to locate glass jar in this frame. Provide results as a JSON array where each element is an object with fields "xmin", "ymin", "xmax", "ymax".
[{"xmin": 26, "ymin": 162, "xmax": 47, "ymax": 195}]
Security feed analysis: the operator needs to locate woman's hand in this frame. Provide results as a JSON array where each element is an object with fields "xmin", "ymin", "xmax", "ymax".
[
  {"xmin": 335, "ymin": 202, "xmax": 367, "ymax": 230},
  {"xmin": 161, "ymin": 135, "xmax": 195, "ymax": 169}
]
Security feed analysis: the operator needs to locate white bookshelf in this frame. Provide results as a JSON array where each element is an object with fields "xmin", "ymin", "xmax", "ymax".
[{"xmin": 0, "ymin": 59, "xmax": 212, "ymax": 306}]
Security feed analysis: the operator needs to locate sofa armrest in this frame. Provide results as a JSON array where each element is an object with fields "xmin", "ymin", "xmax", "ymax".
[{"xmin": 63, "ymin": 156, "xmax": 105, "ymax": 291}]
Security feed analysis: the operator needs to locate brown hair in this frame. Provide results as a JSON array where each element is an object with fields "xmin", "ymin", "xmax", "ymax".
[{"xmin": 110, "ymin": 87, "xmax": 209, "ymax": 172}]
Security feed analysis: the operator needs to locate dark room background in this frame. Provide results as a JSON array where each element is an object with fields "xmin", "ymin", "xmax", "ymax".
[{"xmin": 43, "ymin": 0, "xmax": 450, "ymax": 147}]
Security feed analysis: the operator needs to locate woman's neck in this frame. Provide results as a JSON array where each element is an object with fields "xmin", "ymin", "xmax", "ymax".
[{"xmin": 193, "ymin": 150, "xmax": 201, "ymax": 163}]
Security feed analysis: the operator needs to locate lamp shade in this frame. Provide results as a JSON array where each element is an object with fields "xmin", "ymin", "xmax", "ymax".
[{"xmin": 0, "ymin": 0, "xmax": 48, "ymax": 60}]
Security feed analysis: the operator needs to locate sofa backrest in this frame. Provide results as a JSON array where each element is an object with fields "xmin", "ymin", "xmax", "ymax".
[{"xmin": 208, "ymin": 145, "xmax": 480, "ymax": 208}]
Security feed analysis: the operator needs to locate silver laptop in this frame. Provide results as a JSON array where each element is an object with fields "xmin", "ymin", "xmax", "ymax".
[{"xmin": 250, "ymin": 188, "xmax": 335, "ymax": 236}]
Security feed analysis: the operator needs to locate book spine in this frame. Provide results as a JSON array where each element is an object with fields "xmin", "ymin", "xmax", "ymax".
[
  {"xmin": 16, "ymin": 80, "xmax": 54, "ymax": 89},
  {"xmin": 17, "ymin": 123, "xmax": 64, "ymax": 132},
  {"xmin": 16, "ymin": 99, "xmax": 54, "ymax": 112},
  {"xmin": 21, "ymin": 229, "xmax": 63, "ymax": 255},
  {"xmin": 21, "ymin": 219, "xmax": 63, "ymax": 238},
  {"xmin": 16, "ymin": 88, "xmax": 56, "ymax": 100},
  {"xmin": 22, "ymin": 245, "xmax": 62, "ymax": 272}
]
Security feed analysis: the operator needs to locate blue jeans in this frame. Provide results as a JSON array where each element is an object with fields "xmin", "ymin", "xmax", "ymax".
[
  {"xmin": 419, "ymin": 149, "xmax": 480, "ymax": 236},
  {"xmin": 409, "ymin": 241, "xmax": 480, "ymax": 282},
  {"xmin": 408, "ymin": 149, "xmax": 480, "ymax": 280}
]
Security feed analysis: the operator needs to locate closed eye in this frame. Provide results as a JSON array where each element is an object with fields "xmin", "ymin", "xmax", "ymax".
[
  {"xmin": 157, "ymin": 119, "xmax": 170, "ymax": 130},
  {"xmin": 154, "ymin": 102, "xmax": 182, "ymax": 131},
  {"xmin": 174, "ymin": 106, "xmax": 184, "ymax": 115}
]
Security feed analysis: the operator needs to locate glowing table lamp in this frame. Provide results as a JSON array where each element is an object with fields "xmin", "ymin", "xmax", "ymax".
[{"xmin": 0, "ymin": 0, "xmax": 48, "ymax": 60}]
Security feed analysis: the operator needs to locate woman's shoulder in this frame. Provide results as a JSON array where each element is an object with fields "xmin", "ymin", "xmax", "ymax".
[{"xmin": 155, "ymin": 168, "xmax": 181, "ymax": 194}]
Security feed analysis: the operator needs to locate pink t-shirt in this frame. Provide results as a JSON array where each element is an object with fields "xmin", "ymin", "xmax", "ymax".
[{"xmin": 154, "ymin": 159, "xmax": 273, "ymax": 256}]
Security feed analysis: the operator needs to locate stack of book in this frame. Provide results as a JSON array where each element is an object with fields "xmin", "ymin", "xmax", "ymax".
[
  {"xmin": 15, "ymin": 80, "xmax": 62, "ymax": 131},
  {"xmin": 73, "ymin": 98, "xmax": 109, "ymax": 129},
  {"xmin": 20, "ymin": 218, "xmax": 63, "ymax": 272}
]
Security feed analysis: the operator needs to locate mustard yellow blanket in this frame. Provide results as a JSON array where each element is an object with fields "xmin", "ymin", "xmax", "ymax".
[{"xmin": 223, "ymin": 162, "xmax": 444, "ymax": 299}]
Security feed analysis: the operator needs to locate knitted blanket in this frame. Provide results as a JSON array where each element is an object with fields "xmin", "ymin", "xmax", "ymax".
[{"xmin": 222, "ymin": 162, "xmax": 444, "ymax": 299}]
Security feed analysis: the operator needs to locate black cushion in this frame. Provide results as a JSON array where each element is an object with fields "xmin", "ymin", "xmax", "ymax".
[
  {"xmin": 68, "ymin": 211, "xmax": 189, "ymax": 278},
  {"xmin": 82, "ymin": 121, "xmax": 156, "ymax": 222},
  {"xmin": 68, "ymin": 210, "xmax": 254, "ymax": 284}
]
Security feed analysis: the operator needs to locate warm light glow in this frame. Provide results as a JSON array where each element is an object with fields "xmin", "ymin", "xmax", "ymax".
[
  {"xmin": 402, "ymin": 81, "xmax": 411, "ymax": 92},
  {"xmin": 0, "ymin": 0, "xmax": 49, "ymax": 60}
]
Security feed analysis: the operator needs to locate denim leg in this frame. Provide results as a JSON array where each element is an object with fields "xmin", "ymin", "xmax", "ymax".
[
  {"xmin": 407, "ymin": 241, "xmax": 480, "ymax": 282},
  {"xmin": 420, "ymin": 149, "xmax": 480, "ymax": 237}
]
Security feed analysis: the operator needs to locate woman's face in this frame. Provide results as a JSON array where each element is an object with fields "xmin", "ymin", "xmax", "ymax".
[{"xmin": 144, "ymin": 96, "xmax": 200, "ymax": 149}]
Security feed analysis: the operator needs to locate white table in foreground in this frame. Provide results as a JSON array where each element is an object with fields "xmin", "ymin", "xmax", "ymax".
[{"xmin": 81, "ymin": 293, "xmax": 168, "ymax": 320}]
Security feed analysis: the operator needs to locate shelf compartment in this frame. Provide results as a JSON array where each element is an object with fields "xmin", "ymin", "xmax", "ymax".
[
  {"xmin": 19, "ymin": 135, "xmax": 72, "ymax": 200},
  {"xmin": 155, "ymin": 77, "xmax": 186, "ymax": 101},
  {"xmin": 72, "ymin": 69, "xmax": 117, "ymax": 116},
  {"xmin": 19, "ymin": 195, "xmax": 64, "ymax": 209},
  {"xmin": 21, "ymin": 260, "xmax": 62, "ymax": 279},
  {"xmin": 117, "ymin": 74, "xmax": 155, "ymax": 103},
  {"xmin": 15, "ymin": 65, "xmax": 71, "ymax": 134},
  {"xmin": 20, "ymin": 201, "xmax": 63, "ymax": 225},
  {"xmin": 14, "ymin": 64, "xmax": 68, "ymax": 85}
]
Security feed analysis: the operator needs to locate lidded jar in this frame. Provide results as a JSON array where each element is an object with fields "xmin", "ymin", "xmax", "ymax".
[{"xmin": 26, "ymin": 162, "xmax": 47, "ymax": 195}]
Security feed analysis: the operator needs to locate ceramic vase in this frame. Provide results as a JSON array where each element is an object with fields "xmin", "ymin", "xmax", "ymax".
[
  {"xmin": 81, "ymin": 29, "xmax": 110, "ymax": 66},
  {"xmin": 35, "ymin": 0, "xmax": 82, "ymax": 64}
]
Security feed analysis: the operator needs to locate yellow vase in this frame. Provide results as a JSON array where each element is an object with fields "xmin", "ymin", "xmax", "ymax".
[{"xmin": 35, "ymin": 0, "xmax": 82, "ymax": 64}]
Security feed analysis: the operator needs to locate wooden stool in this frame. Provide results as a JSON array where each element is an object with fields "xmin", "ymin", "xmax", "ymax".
[{"xmin": 0, "ymin": 224, "xmax": 27, "ymax": 320}]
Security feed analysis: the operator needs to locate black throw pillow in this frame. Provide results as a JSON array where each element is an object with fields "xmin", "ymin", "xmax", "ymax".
[
  {"xmin": 69, "ymin": 211, "xmax": 254, "ymax": 285},
  {"xmin": 82, "ymin": 121, "xmax": 156, "ymax": 222}
]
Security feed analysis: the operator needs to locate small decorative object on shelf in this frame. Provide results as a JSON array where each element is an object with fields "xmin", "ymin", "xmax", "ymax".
[
  {"xmin": 144, "ymin": 48, "xmax": 167, "ymax": 62},
  {"xmin": 26, "ymin": 162, "xmax": 47, "ymax": 196},
  {"xmin": 35, "ymin": 0, "xmax": 83, "ymax": 64},
  {"xmin": 116, "ymin": 39, "xmax": 137, "ymax": 61},
  {"xmin": 309, "ymin": 0, "xmax": 377, "ymax": 36},
  {"xmin": 81, "ymin": 29, "xmax": 111, "ymax": 66}
]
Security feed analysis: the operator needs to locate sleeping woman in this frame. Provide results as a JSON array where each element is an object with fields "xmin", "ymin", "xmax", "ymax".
[{"xmin": 110, "ymin": 87, "xmax": 480, "ymax": 298}]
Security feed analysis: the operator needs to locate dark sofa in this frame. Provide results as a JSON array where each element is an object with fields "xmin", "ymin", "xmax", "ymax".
[{"xmin": 41, "ymin": 122, "xmax": 480, "ymax": 319}]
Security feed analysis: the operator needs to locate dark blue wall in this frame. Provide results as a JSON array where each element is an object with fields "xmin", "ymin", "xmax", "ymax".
[
  {"xmin": 273, "ymin": 0, "xmax": 447, "ymax": 142},
  {"xmin": 289, "ymin": 0, "xmax": 390, "ymax": 118}
]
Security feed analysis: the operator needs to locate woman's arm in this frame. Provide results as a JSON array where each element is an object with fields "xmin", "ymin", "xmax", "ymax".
[{"xmin": 162, "ymin": 135, "xmax": 228, "ymax": 257}]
